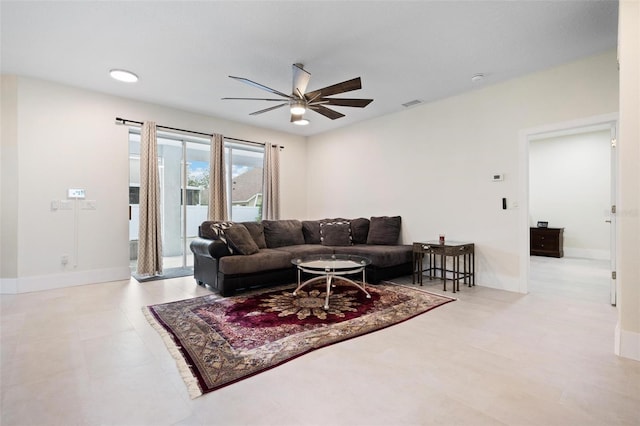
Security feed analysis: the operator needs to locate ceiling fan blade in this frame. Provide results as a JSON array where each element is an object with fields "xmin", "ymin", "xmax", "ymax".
[
  {"xmin": 309, "ymin": 105, "xmax": 345, "ymax": 120},
  {"xmin": 249, "ymin": 103, "xmax": 287, "ymax": 116},
  {"xmin": 292, "ymin": 64, "xmax": 311, "ymax": 97},
  {"xmin": 305, "ymin": 77, "xmax": 362, "ymax": 99},
  {"xmin": 316, "ymin": 98, "xmax": 373, "ymax": 108},
  {"xmin": 222, "ymin": 97, "xmax": 291, "ymax": 102},
  {"xmin": 229, "ymin": 76, "xmax": 291, "ymax": 99}
]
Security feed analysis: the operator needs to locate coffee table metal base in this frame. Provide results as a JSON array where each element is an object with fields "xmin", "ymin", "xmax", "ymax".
[{"xmin": 293, "ymin": 269, "xmax": 371, "ymax": 310}]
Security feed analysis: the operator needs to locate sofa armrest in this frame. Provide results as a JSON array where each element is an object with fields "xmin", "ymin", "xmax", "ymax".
[{"xmin": 190, "ymin": 238, "xmax": 230, "ymax": 259}]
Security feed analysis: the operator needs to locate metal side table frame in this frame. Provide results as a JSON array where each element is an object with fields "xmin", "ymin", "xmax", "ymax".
[{"xmin": 413, "ymin": 241, "xmax": 475, "ymax": 293}]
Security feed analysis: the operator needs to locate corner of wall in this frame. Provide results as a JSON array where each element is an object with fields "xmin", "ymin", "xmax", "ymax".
[{"xmin": 615, "ymin": 322, "xmax": 640, "ymax": 361}]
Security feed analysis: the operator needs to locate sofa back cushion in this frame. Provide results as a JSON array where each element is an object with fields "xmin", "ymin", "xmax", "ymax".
[
  {"xmin": 224, "ymin": 224, "xmax": 260, "ymax": 255},
  {"xmin": 263, "ymin": 220, "xmax": 305, "ymax": 248},
  {"xmin": 350, "ymin": 218, "xmax": 370, "ymax": 244},
  {"xmin": 366, "ymin": 216, "xmax": 401, "ymax": 245},
  {"xmin": 241, "ymin": 221, "xmax": 267, "ymax": 249},
  {"xmin": 302, "ymin": 220, "xmax": 321, "ymax": 244}
]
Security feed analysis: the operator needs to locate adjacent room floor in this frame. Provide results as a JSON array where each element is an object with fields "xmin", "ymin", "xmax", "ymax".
[{"xmin": 1, "ymin": 257, "xmax": 638, "ymax": 425}]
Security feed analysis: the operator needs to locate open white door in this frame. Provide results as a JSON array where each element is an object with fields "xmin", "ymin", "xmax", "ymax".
[{"xmin": 609, "ymin": 125, "xmax": 618, "ymax": 306}]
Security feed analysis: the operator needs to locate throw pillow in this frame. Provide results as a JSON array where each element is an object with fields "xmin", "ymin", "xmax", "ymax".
[
  {"xmin": 199, "ymin": 221, "xmax": 218, "ymax": 239},
  {"xmin": 320, "ymin": 221, "xmax": 352, "ymax": 246},
  {"xmin": 262, "ymin": 220, "xmax": 305, "ymax": 248},
  {"xmin": 366, "ymin": 216, "xmax": 401, "ymax": 245},
  {"xmin": 241, "ymin": 221, "xmax": 267, "ymax": 249},
  {"xmin": 350, "ymin": 217, "xmax": 370, "ymax": 244},
  {"xmin": 224, "ymin": 224, "xmax": 260, "ymax": 255},
  {"xmin": 208, "ymin": 221, "xmax": 236, "ymax": 253}
]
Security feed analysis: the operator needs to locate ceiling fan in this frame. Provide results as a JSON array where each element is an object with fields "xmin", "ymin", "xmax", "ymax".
[{"xmin": 222, "ymin": 64, "xmax": 373, "ymax": 125}]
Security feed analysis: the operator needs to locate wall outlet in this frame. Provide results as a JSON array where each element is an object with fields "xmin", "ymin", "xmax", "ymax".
[{"xmin": 61, "ymin": 255, "xmax": 69, "ymax": 265}]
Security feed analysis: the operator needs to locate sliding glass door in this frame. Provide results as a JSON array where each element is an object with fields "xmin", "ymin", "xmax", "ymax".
[
  {"xmin": 129, "ymin": 132, "xmax": 209, "ymax": 273},
  {"xmin": 129, "ymin": 132, "xmax": 265, "ymax": 274}
]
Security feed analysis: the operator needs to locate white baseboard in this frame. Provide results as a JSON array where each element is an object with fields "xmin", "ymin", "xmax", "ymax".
[
  {"xmin": 0, "ymin": 278, "xmax": 18, "ymax": 294},
  {"xmin": 0, "ymin": 267, "xmax": 131, "ymax": 294},
  {"xmin": 615, "ymin": 323, "xmax": 640, "ymax": 361}
]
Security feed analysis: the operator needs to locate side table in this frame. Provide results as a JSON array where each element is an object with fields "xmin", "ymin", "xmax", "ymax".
[{"xmin": 412, "ymin": 241, "xmax": 475, "ymax": 293}]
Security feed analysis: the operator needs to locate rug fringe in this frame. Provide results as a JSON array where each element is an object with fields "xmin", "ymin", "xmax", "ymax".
[{"xmin": 142, "ymin": 307, "xmax": 203, "ymax": 399}]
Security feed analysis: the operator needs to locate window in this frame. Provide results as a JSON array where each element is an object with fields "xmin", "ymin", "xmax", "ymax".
[{"xmin": 226, "ymin": 142, "xmax": 265, "ymax": 222}]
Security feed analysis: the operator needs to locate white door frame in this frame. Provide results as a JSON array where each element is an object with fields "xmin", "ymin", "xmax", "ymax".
[{"xmin": 517, "ymin": 113, "xmax": 619, "ymax": 295}]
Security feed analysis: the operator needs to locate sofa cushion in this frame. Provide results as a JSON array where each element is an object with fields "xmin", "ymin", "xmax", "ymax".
[
  {"xmin": 218, "ymin": 248, "xmax": 294, "ymax": 275},
  {"xmin": 224, "ymin": 224, "xmax": 260, "ymax": 255},
  {"xmin": 275, "ymin": 244, "xmax": 334, "ymax": 259},
  {"xmin": 241, "ymin": 221, "xmax": 267, "ymax": 249},
  {"xmin": 262, "ymin": 220, "xmax": 305, "ymax": 248},
  {"xmin": 320, "ymin": 220, "xmax": 352, "ymax": 246},
  {"xmin": 333, "ymin": 244, "xmax": 412, "ymax": 268},
  {"xmin": 366, "ymin": 216, "xmax": 401, "ymax": 245},
  {"xmin": 302, "ymin": 220, "xmax": 321, "ymax": 244},
  {"xmin": 350, "ymin": 218, "xmax": 370, "ymax": 244}
]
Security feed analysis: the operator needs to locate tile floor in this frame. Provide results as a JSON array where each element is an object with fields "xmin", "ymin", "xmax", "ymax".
[{"xmin": 1, "ymin": 257, "xmax": 639, "ymax": 425}]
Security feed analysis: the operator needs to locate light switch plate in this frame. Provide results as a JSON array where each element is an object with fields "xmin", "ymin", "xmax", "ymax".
[{"xmin": 68, "ymin": 188, "xmax": 86, "ymax": 199}]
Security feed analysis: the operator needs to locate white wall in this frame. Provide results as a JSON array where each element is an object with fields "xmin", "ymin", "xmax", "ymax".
[
  {"xmin": 529, "ymin": 130, "xmax": 611, "ymax": 259},
  {"xmin": 307, "ymin": 50, "xmax": 619, "ymax": 292},
  {"xmin": 616, "ymin": 0, "xmax": 640, "ymax": 361},
  {"xmin": 0, "ymin": 76, "xmax": 307, "ymax": 293}
]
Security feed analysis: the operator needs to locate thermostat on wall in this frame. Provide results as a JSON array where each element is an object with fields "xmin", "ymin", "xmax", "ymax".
[
  {"xmin": 68, "ymin": 188, "xmax": 86, "ymax": 199},
  {"xmin": 492, "ymin": 174, "xmax": 504, "ymax": 181}
]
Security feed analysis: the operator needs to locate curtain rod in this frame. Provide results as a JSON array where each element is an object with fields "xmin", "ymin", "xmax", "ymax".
[{"xmin": 114, "ymin": 117, "xmax": 283, "ymax": 149}]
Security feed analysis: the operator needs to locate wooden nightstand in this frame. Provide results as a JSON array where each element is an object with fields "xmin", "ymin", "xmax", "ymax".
[{"xmin": 530, "ymin": 227, "xmax": 564, "ymax": 258}]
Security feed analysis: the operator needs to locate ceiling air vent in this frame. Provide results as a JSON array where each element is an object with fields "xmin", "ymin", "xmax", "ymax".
[{"xmin": 402, "ymin": 99, "xmax": 423, "ymax": 108}]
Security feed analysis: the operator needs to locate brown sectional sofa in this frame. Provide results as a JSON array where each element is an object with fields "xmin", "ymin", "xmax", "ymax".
[{"xmin": 190, "ymin": 216, "xmax": 413, "ymax": 296}]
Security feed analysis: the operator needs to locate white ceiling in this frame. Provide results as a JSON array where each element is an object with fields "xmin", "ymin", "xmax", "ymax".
[{"xmin": 0, "ymin": 1, "xmax": 618, "ymax": 137}]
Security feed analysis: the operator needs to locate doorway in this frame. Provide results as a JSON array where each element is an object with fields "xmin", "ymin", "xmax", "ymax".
[{"xmin": 518, "ymin": 114, "xmax": 618, "ymax": 304}]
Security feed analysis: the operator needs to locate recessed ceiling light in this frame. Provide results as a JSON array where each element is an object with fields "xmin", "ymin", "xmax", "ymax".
[
  {"xmin": 109, "ymin": 69, "xmax": 139, "ymax": 83},
  {"xmin": 292, "ymin": 118, "xmax": 310, "ymax": 126},
  {"xmin": 471, "ymin": 73, "xmax": 485, "ymax": 83}
]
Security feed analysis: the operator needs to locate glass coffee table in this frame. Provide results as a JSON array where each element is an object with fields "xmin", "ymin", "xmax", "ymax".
[{"xmin": 291, "ymin": 254, "xmax": 371, "ymax": 310}]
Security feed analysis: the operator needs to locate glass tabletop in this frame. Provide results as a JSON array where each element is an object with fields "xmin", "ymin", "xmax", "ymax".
[{"xmin": 291, "ymin": 254, "xmax": 371, "ymax": 270}]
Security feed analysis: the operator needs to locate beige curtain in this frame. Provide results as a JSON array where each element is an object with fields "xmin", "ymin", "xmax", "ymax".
[
  {"xmin": 262, "ymin": 143, "xmax": 280, "ymax": 220},
  {"xmin": 137, "ymin": 121, "xmax": 163, "ymax": 276},
  {"xmin": 208, "ymin": 133, "xmax": 228, "ymax": 221}
]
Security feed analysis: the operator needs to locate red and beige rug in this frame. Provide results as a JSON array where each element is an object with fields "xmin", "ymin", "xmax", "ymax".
[{"xmin": 144, "ymin": 281, "xmax": 455, "ymax": 398}]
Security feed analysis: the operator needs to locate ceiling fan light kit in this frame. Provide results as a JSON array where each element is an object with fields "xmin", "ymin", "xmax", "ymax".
[
  {"xmin": 222, "ymin": 63, "xmax": 373, "ymax": 125},
  {"xmin": 292, "ymin": 117, "xmax": 310, "ymax": 126},
  {"xmin": 290, "ymin": 99, "xmax": 306, "ymax": 115}
]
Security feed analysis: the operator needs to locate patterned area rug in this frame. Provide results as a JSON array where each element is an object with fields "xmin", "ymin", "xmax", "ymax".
[{"xmin": 144, "ymin": 281, "xmax": 455, "ymax": 398}]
